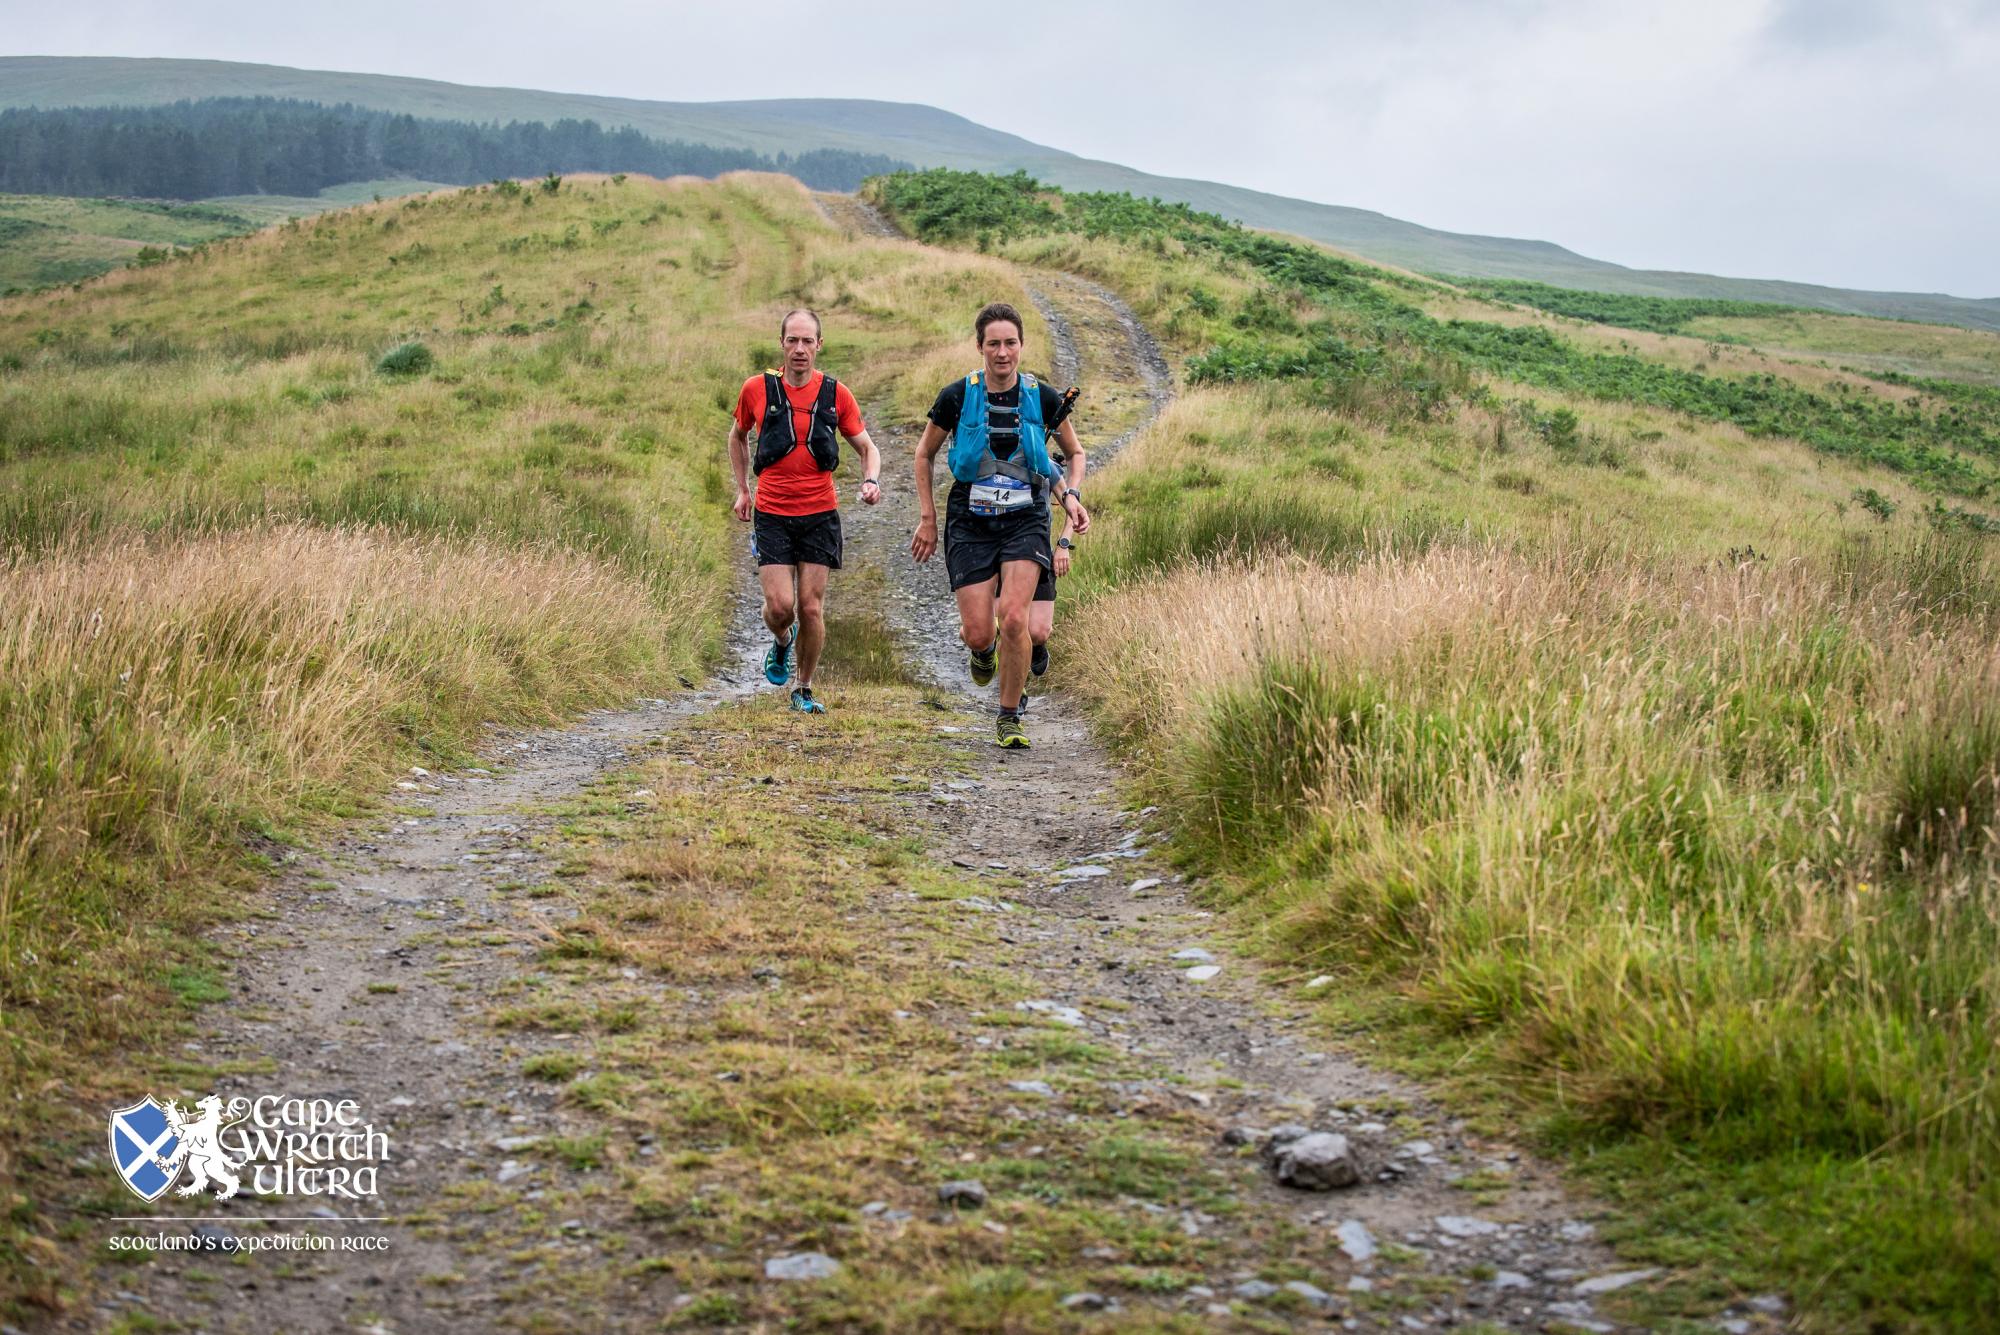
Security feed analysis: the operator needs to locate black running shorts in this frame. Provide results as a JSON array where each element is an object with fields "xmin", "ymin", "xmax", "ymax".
[
  {"xmin": 752, "ymin": 508, "xmax": 843, "ymax": 570},
  {"xmin": 943, "ymin": 484, "xmax": 1050, "ymax": 592}
]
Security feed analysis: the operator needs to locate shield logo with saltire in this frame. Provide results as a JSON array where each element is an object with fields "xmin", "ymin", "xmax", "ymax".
[{"xmin": 109, "ymin": 1096, "xmax": 183, "ymax": 1202}]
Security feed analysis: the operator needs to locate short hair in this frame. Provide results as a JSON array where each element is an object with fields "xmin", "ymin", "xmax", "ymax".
[
  {"xmin": 974, "ymin": 302, "xmax": 1025, "ymax": 345},
  {"xmin": 779, "ymin": 308, "xmax": 822, "ymax": 341}
]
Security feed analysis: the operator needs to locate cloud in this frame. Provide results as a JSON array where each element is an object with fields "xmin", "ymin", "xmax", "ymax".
[
  {"xmin": 6, "ymin": 0, "xmax": 1996, "ymax": 293},
  {"xmin": 1760, "ymin": 0, "xmax": 2000, "ymax": 54},
  {"xmin": 1761, "ymin": 0, "xmax": 1905, "ymax": 52}
]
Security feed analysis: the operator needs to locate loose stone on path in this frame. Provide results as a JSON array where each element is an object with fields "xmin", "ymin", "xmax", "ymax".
[
  {"xmin": 764, "ymin": 1253, "xmax": 841, "ymax": 1281},
  {"xmin": 1271, "ymin": 1132, "xmax": 1361, "ymax": 1190},
  {"xmin": 937, "ymin": 1180, "xmax": 989, "ymax": 1208},
  {"xmin": 1573, "ymin": 1268, "xmax": 1660, "ymax": 1295},
  {"xmin": 1016, "ymin": 999, "xmax": 1087, "ymax": 1027},
  {"xmin": 1435, "ymin": 1215, "xmax": 1503, "ymax": 1238}
]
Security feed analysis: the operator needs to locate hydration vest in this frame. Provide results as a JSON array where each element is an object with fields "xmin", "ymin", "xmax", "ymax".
[
  {"xmin": 752, "ymin": 372, "xmax": 842, "ymax": 475},
  {"xmin": 947, "ymin": 371, "xmax": 1060, "ymax": 485}
]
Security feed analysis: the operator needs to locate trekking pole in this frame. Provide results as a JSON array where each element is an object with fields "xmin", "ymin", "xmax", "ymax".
[{"xmin": 1048, "ymin": 385, "xmax": 1081, "ymax": 431}]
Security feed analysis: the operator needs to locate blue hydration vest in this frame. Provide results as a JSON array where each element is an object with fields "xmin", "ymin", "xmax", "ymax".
[{"xmin": 947, "ymin": 371, "xmax": 1061, "ymax": 485}]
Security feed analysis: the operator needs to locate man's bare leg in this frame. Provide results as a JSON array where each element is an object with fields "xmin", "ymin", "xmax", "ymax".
[
  {"xmin": 794, "ymin": 563, "xmax": 830, "ymax": 687},
  {"xmin": 758, "ymin": 564, "xmax": 797, "ymax": 642}
]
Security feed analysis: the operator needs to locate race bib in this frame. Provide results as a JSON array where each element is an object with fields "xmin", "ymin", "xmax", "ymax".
[{"xmin": 968, "ymin": 476, "xmax": 1033, "ymax": 516}]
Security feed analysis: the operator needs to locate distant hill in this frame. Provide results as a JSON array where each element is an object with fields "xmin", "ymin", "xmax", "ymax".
[{"xmin": 7, "ymin": 55, "xmax": 1997, "ymax": 332}]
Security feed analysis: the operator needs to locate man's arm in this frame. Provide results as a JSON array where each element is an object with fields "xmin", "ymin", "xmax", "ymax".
[
  {"xmin": 847, "ymin": 429, "xmax": 882, "ymax": 505},
  {"xmin": 910, "ymin": 423, "xmax": 947, "ymax": 561},
  {"xmin": 727, "ymin": 422, "xmax": 754, "ymax": 522}
]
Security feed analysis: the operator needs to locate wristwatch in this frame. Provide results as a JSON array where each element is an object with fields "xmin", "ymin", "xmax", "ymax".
[
  {"xmin": 862, "ymin": 477, "xmax": 880, "ymax": 487},
  {"xmin": 1057, "ymin": 537, "xmax": 1075, "ymax": 549},
  {"xmin": 1062, "ymin": 487, "xmax": 1082, "ymax": 502}
]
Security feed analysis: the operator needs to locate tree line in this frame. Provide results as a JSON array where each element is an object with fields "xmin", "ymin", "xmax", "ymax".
[{"xmin": 0, "ymin": 98, "xmax": 911, "ymax": 198}]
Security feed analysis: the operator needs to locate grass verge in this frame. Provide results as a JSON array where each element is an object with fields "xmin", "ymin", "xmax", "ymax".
[{"xmin": 1064, "ymin": 542, "xmax": 1999, "ymax": 1332}]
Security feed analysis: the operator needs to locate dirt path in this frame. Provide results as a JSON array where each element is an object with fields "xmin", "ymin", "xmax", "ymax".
[
  {"xmin": 808, "ymin": 205, "xmax": 1663, "ymax": 1332},
  {"xmin": 57, "ymin": 201, "xmax": 1712, "ymax": 1335}
]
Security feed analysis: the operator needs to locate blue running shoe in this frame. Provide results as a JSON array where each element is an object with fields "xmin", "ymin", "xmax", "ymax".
[
  {"xmin": 764, "ymin": 632, "xmax": 793, "ymax": 686},
  {"xmin": 790, "ymin": 687, "xmax": 826, "ymax": 714}
]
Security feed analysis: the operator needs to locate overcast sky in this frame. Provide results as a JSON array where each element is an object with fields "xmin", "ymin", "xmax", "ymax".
[{"xmin": 8, "ymin": 0, "xmax": 1998, "ymax": 296}]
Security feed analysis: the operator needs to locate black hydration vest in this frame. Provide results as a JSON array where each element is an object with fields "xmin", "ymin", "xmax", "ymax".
[{"xmin": 752, "ymin": 372, "xmax": 842, "ymax": 475}]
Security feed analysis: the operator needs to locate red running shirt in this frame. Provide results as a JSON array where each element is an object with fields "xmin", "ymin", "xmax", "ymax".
[{"xmin": 734, "ymin": 372, "xmax": 865, "ymax": 516}]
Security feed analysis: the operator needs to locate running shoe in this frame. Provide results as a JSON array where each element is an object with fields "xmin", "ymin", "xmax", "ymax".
[
  {"xmin": 763, "ymin": 631, "xmax": 793, "ymax": 686},
  {"xmin": 1031, "ymin": 643, "xmax": 1050, "ymax": 677},
  {"xmin": 790, "ymin": 687, "xmax": 825, "ymax": 714},
  {"xmin": 968, "ymin": 639, "xmax": 998, "ymax": 688},
  {"xmin": 996, "ymin": 714, "xmax": 1030, "ymax": 748}
]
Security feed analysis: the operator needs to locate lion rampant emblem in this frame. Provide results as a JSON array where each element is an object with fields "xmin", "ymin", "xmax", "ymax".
[{"xmin": 153, "ymin": 1095, "xmax": 249, "ymax": 1199}]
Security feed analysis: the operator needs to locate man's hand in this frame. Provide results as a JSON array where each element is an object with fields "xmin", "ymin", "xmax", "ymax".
[
  {"xmin": 1052, "ymin": 543, "xmax": 1071, "ymax": 578},
  {"xmin": 860, "ymin": 479, "xmax": 882, "ymax": 506},
  {"xmin": 732, "ymin": 487, "xmax": 753, "ymax": 522},
  {"xmin": 911, "ymin": 517, "xmax": 938, "ymax": 562},
  {"xmin": 1063, "ymin": 495, "xmax": 1091, "ymax": 535}
]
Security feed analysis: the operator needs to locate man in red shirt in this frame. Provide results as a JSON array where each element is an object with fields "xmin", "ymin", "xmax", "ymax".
[{"xmin": 727, "ymin": 308, "xmax": 880, "ymax": 713}]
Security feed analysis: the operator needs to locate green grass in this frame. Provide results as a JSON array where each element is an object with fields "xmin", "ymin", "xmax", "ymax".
[
  {"xmin": 1447, "ymin": 277, "xmax": 1812, "ymax": 336},
  {"xmin": 1690, "ymin": 312, "xmax": 2000, "ymax": 387},
  {"xmin": 0, "ymin": 193, "xmax": 259, "ymax": 294},
  {"xmin": 1068, "ymin": 540, "xmax": 2000, "ymax": 1331},
  {"xmin": 872, "ymin": 170, "xmax": 2000, "ymax": 507}
]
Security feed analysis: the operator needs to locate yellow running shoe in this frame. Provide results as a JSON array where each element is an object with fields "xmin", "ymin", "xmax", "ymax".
[{"xmin": 968, "ymin": 639, "xmax": 998, "ymax": 688}]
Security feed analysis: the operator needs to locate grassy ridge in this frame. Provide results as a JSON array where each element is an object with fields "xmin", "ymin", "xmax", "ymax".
[
  {"xmin": 872, "ymin": 171, "xmax": 2000, "ymax": 507},
  {"xmin": 0, "ymin": 171, "xmax": 1042, "ymax": 1314},
  {"xmin": 0, "ymin": 194, "xmax": 260, "ymax": 294},
  {"xmin": 1692, "ymin": 312, "xmax": 2000, "ymax": 388},
  {"xmin": 875, "ymin": 170, "xmax": 2000, "ymax": 1329},
  {"xmin": 1447, "ymin": 277, "xmax": 1811, "ymax": 336},
  {"xmin": 1451, "ymin": 280, "xmax": 2000, "ymax": 390}
]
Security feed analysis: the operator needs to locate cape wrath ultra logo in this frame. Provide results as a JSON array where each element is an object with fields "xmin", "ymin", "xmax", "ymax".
[{"xmin": 110, "ymin": 1094, "xmax": 392, "ymax": 1203}]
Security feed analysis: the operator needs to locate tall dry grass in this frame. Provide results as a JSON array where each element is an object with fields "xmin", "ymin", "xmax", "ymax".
[
  {"xmin": 1065, "ymin": 542, "xmax": 2000, "ymax": 1323},
  {"xmin": 0, "ymin": 521, "xmax": 698, "ymax": 1123}
]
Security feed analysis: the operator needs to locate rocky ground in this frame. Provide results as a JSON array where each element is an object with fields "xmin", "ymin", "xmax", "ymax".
[{"xmin": 40, "ymin": 201, "xmax": 1789, "ymax": 1335}]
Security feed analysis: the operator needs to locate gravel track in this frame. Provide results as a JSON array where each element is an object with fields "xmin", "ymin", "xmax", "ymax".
[{"xmin": 52, "ymin": 196, "xmax": 1712, "ymax": 1334}]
